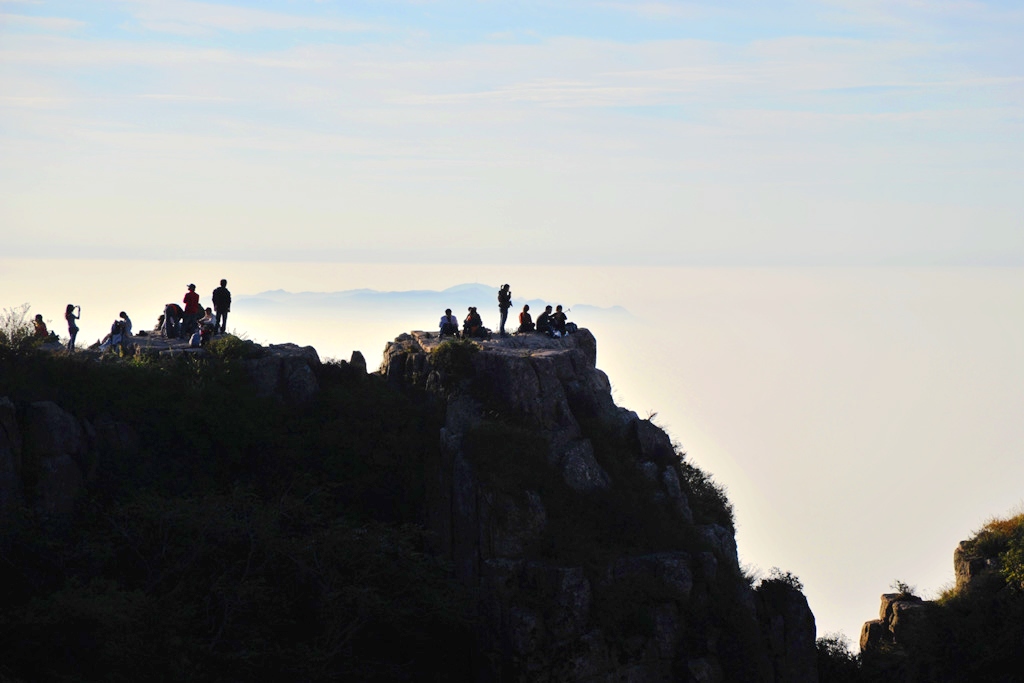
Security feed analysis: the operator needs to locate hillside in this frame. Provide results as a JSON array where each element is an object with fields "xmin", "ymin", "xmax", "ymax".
[{"xmin": 0, "ymin": 331, "xmax": 818, "ymax": 681}]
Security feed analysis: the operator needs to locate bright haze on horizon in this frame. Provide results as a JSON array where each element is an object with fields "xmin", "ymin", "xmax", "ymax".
[{"xmin": 2, "ymin": 0, "xmax": 1024, "ymax": 650}]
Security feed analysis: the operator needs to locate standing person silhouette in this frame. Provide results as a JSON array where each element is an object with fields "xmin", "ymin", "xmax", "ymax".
[
  {"xmin": 497, "ymin": 284, "xmax": 512, "ymax": 336},
  {"xmin": 211, "ymin": 279, "xmax": 231, "ymax": 335},
  {"xmin": 64, "ymin": 304, "xmax": 80, "ymax": 352},
  {"xmin": 182, "ymin": 284, "xmax": 201, "ymax": 337}
]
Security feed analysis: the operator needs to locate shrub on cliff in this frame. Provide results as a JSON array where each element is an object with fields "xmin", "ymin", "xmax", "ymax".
[
  {"xmin": 207, "ymin": 333, "xmax": 264, "ymax": 360},
  {"xmin": 679, "ymin": 459, "xmax": 735, "ymax": 530},
  {"xmin": 429, "ymin": 338, "xmax": 479, "ymax": 389},
  {"xmin": 0, "ymin": 303, "xmax": 37, "ymax": 352}
]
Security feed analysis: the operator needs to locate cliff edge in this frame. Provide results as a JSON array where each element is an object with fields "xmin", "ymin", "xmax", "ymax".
[{"xmin": 382, "ymin": 330, "xmax": 818, "ymax": 682}]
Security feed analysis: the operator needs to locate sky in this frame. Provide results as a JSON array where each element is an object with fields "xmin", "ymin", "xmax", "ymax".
[
  {"xmin": 2, "ymin": 0, "xmax": 1023, "ymax": 265},
  {"xmin": 3, "ymin": 0, "xmax": 1024, "ymax": 650}
]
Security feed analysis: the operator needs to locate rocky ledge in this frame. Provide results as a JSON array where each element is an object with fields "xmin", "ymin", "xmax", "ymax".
[{"xmin": 382, "ymin": 329, "xmax": 818, "ymax": 682}]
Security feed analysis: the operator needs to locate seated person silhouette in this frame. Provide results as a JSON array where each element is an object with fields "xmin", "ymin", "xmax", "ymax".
[
  {"xmin": 551, "ymin": 305, "xmax": 568, "ymax": 337},
  {"xmin": 536, "ymin": 305, "xmax": 553, "ymax": 336},
  {"xmin": 517, "ymin": 304, "xmax": 535, "ymax": 333},
  {"xmin": 463, "ymin": 306, "xmax": 485, "ymax": 338},
  {"xmin": 439, "ymin": 308, "xmax": 459, "ymax": 337}
]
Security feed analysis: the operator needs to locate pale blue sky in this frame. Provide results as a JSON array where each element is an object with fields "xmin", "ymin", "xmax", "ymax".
[{"xmin": 2, "ymin": 0, "xmax": 1022, "ymax": 264}]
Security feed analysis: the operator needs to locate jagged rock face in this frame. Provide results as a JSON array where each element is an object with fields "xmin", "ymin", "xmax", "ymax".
[
  {"xmin": 953, "ymin": 540, "xmax": 1004, "ymax": 595},
  {"xmin": 757, "ymin": 583, "xmax": 819, "ymax": 683},
  {"xmin": 383, "ymin": 330, "xmax": 818, "ymax": 682}
]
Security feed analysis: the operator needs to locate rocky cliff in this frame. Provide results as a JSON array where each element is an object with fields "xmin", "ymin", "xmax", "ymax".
[
  {"xmin": 382, "ymin": 330, "xmax": 818, "ymax": 682},
  {"xmin": 0, "ymin": 331, "xmax": 819, "ymax": 682}
]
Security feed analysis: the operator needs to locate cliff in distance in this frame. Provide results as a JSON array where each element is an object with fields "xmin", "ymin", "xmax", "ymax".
[{"xmin": 0, "ymin": 330, "xmax": 817, "ymax": 682}]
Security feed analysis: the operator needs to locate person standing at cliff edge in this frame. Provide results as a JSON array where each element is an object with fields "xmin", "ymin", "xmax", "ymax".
[
  {"xmin": 212, "ymin": 279, "xmax": 231, "ymax": 335},
  {"xmin": 182, "ymin": 284, "xmax": 201, "ymax": 338},
  {"xmin": 497, "ymin": 284, "xmax": 512, "ymax": 336},
  {"xmin": 65, "ymin": 304, "xmax": 80, "ymax": 352}
]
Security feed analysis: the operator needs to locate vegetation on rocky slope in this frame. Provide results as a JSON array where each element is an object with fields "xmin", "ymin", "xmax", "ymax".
[
  {"xmin": 0, "ymin": 345, "xmax": 473, "ymax": 681},
  {"xmin": 829, "ymin": 510, "xmax": 1024, "ymax": 683}
]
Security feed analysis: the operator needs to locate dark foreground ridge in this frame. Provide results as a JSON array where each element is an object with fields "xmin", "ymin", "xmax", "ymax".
[{"xmin": 2, "ymin": 330, "xmax": 808, "ymax": 681}]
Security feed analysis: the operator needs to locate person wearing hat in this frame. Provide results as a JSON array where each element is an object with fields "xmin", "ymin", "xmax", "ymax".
[
  {"xmin": 182, "ymin": 283, "xmax": 201, "ymax": 338},
  {"xmin": 497, "ymin": 284, "xmax": 512, "ymax": 336}
]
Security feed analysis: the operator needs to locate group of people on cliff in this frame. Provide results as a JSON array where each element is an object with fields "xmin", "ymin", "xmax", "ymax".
[
  {"xmin": 33, "ymin": 279, "xmax": 232, "ymax": 353},
  {"xmin": 438, "ymin": 284, "xmax": 576, "ymax": 340},
  {"xmin": 158, "ymin": 280, "xmax": 232, "ymax": 347}
]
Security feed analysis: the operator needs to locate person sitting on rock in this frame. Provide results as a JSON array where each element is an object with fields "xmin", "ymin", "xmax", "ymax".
[
  {"xmin": 463, "ymin": 306, "xmax": 485, "ymax": 338},
  {"xmin": 33, "ymin": 314, "xmax": 48, "ymax": 338},
  {"xmin": 439, "ymin": 308, "xmax": 459, "ymax": 337},
  {"xmin": 200, "ymin": 308, "xmax": 217, "ymax": 344},
  {"xmin": 517, "ymin": 304, "xmax": 534, "ymax": 333},
  {"xmin": 551, "ymin": 305, "xmax": 568, "ymax": 337},
  {"xmin": 536, "ymin": 305, "xmax": 553, "ymax": 336},
  {"xmin": 119, "ymin": 311, "xmax": 132, "ymax": 337},
  {"xmin": 99, "ymin": 318, "xmax": 127, "ymax": 352}
]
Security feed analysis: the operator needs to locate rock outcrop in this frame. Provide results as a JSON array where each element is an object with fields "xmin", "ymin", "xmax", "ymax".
[
  {"xmin": 382, "ymin": 330, "xmax": 818, "ymax": 682},
  {"xmin": 859, "ymin": 524, "xmax": 1024, "ymax": 682},
  {"xmin": 242, "ymin": 343, "xmax": 322, "ymax": 402}
]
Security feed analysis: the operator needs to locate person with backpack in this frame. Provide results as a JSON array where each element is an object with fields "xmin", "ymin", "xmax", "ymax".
[
  {"xmin": 497, "ymin": 284, "xmax": 512, "ymax": 336},
  {"xmin": 211, "ymin": 279, "xmax": 231, "ymax": 334}
]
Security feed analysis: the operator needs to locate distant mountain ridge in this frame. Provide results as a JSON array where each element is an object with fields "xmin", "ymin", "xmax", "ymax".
[{"xmin": 237, "ymin": 283, "xmax": 633, "ymax": 319}]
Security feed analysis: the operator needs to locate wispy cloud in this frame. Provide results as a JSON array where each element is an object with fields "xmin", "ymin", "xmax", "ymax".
[
  {"xmin": 594, "ymin": 2, "xmax": 706, "ymax": 19},
  {"xmin": 114, "ymin": 0, "xmax": 377, "ymax": 35},
  {"xmin": 0, "ymin": 13, "xmax": 86, "ymax": 31}
]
